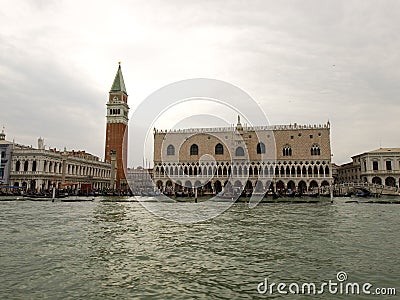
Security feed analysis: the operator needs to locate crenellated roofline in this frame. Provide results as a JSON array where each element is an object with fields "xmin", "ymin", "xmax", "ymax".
[{"xmin": 154, "ymin": 122, "xmax": 331, "ymax": 135}]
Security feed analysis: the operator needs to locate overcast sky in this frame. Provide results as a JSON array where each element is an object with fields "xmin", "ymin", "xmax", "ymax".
[{"xmin": 1, "ymin": 0, "xmax": 399, "ymax": 166}]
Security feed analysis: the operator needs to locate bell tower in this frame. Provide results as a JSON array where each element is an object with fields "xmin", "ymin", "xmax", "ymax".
[{"xmin": 105, "ymin": 63, "xmax": 129, "ymax": 190}]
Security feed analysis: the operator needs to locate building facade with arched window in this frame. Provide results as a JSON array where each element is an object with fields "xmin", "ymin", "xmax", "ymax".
[
  {"xmin": 0, "ymin": 128, "xmax": 13, "ymax": 185},
  {"xmin": 9, "ymin": 137, "xmax": 115, "ymax": 192},
  {"xmin": 153, "ymin": 118, "xmax": 332, "ymax": 194},
  {"xmin": 337, "ymin": 148, "xmax": 400, "ymax": 188}
]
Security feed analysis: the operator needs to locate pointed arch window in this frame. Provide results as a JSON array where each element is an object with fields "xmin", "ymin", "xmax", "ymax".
[
  {"xmin": 167, "ymin": 144, "xmax": 175, "ymax": 156},
  {"xmin": 283, "ymin": 145, "xmax": 292, "ymax": 156},
  {"xmin": 215, "ymin": 143, "xmax": 224, "ymax": 155},
  {"xmin": 256, "ymin": 142, "xmax": 266, "ymax": 154},
  {"xmin": 311, "ymin": 144, "xmax": 321, "ymax": 156},
  {"xmin": 235, "ymin": 147, "xmax": 244, "ymax": 156},
  {"xmin": 190, "ymin": 144, "xmax": 199, "ymax": 155}
]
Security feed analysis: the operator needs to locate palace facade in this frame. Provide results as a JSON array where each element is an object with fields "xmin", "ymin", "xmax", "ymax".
[
  {"xmin": 153, "ymin": 118, "xmax": 332, "ymax": 194},
  {"xmin": 337, "ymin": 148, "xmax": 400, "ymax": 187},
  {"xmin": 9, "ymin": 137, "xmax": 114, "ymax": 192}
]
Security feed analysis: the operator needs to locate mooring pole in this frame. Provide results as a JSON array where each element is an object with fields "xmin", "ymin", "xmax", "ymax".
[{"xmin": 52, "ymin": 186, "xmax": 56, "ymax": 202}]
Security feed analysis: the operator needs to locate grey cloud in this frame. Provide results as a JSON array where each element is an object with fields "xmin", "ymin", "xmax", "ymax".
[{"xmin": 1, "ymin": 0, "xmax": 399, "ymax": 166}]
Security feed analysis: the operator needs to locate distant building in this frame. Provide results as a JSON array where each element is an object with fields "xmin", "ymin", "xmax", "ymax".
[
  {"xmin": 338, "ymin": 148, "xmax": 400, "ymax": 187},
  {"xmin": 126, "ymin": 167, "xmax": 154, "ymax": 194},
  {"xmin": 0, "ymin": 129, "xmax": 13, "ymax": 185},
  {"xmin": 9, "ymin": 137, "xmax": 114, "ymax": 192},
  {"xmin": 331, "ymin": 163, "xmax": 339, "ymax": 184},
  {"xmin": 104, "ymin": 63, "xmax": 129, "ymax": 190},
  {"xmin": 153, "ymin": 118, "xmax": 332, "ymax": 194},
  {"xmin": 337, "ymin": 162, "xmax": 360, "ymax": 183}
]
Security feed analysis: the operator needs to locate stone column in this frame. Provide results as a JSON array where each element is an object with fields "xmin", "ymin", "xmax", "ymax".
[
  {"xmin": 110, "ymin": 150, "xmax": 117, "ymax": 190},
  {"xmin": 61, "ymin": 148, "xmax": 68, "ymax": 185}
]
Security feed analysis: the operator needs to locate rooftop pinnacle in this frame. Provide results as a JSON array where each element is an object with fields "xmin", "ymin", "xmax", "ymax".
[{"xmin": 110, "ymin": 63, "xmax": 127, "ymax": 94}]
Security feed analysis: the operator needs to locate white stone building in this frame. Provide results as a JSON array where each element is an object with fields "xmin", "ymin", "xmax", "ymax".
[
  {"xmin": 9, "ymin": 138, "xmax": 114, "ymax": 192},
  {"xmin": 0, "ymin": 129, "xmax": 13, "ymax": 185},
  {"xmin": 338, "ymin": 148, "xmax": 400, "ymax": 187}
]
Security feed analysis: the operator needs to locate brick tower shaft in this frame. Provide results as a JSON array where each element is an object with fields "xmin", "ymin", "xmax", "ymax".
[{"xmin": 104, "ymin": 63, "xmax": 129, "ymax": 190}]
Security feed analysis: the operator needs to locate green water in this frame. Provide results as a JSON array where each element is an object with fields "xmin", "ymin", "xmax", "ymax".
[{"xmin": 0, "ymin": 198, "xmax": 398, "ymax": 299}]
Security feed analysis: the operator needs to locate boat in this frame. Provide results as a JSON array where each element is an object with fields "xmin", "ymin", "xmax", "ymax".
[
  {"xmin": 214, "ymin": 191, "xmax": 239, "ymax": 202},
  {"xmin": 174, "ymin": 191, "xmax": 188, "ymax": 197},
  {"xmin": 286, "ymin": 189, "xmax": 296, "ymax": 197},
  {"xmin": 147, "ymin": 191, "xmax": 162, "ymax": 197},
  {"xmin": 355, "ymin": 191, "xmax": 371, "ymax": 198},
  {"xmin": 307, "ymin": 193, "xmax": 319, "ymax": 198},
  {"xmin": 60, "ymin": 196, "xmax": 95, "ymax": 202}
]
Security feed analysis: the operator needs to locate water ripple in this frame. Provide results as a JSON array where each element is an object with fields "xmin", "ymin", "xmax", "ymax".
[{"xmin": 0, "ymin": 198, "xmax": 399, "ymax": 299}]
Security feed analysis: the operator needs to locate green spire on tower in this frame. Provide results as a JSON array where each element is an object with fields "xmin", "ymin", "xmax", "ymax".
[{"xmin": 110, "ymin": 62, "xmax": 127, "ymax": 94}]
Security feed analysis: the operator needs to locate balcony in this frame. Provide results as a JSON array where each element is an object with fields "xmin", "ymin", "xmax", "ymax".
[{"xmin": 362, "ymin": 170, "xmax": 400, "ymax": 176}]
